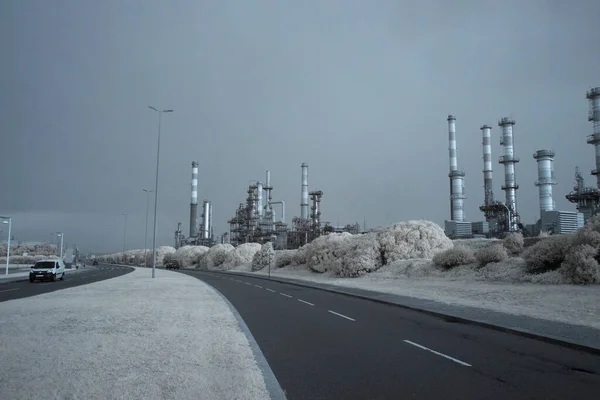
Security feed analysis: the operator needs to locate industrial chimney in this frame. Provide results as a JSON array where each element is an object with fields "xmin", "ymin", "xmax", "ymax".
[
  {"xmin": 533, "ymin": 150, "xmax": 557, "ymax": 215},
  {"xmin": 189, "ymin": 161, "xmax": 199, "ymax": 238},
  {"xmin": 587, "ymin": 87, "xmax": 600, "ymax": 188},
  {"xmin": 301, "ymin": 163, "xmax": 309, "ymax": 220},
  {"xmin": 447, "ymin": 115, "xmax": 466, "ymax": 221},
  {"xmin": 498, "ymin": 117, "xmax": 520, "ymax": 231},
  {"xmin": 480, "ymin": 125, "xmax": 494, "ymax": 205}
]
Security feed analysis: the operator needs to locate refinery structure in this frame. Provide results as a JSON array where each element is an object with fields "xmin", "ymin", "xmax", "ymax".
[
  {"xmin": 173, "ymin": 85, "xmax": 599, "ymax": 248},
  {"xmin": 444, "ymin": 87, "xmax": 600, "ymax": 238}
]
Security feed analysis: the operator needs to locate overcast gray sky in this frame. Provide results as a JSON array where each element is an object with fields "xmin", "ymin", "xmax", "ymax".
[{"xmin": 1, "ymin": 0, "xmax": 599, "ymax": 253}]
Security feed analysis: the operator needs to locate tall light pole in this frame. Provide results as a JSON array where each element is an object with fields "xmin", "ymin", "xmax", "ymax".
[
  {"xmin": 142, "ymin": 189, "xmax": 154, "ymax": 268},
  {"xmin": 122, "ymin": 213, "xmax": 128, "ymax": 254},
  {"xmin": 1, "ymin": 217, "xmax": 11, "ymax": 275},
  {"xmin": 56, "ymin": 232, "xmax": 64, "ymax": 260},
  {"xmin": 148, "ymin": 106, "xmax": 173, "ymax": 278}
]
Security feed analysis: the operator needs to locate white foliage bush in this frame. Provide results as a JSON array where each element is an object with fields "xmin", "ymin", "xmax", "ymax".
[
  {"xmin": 292, "ymin": 245, "xmax": 309, "ymax": 265},
  {"xmin": 475, "ymin": 245, "xmax": 508, "ymax": 268},
  {"xmin": 432, "ymin": 246, "xmax": 475, "ymax": 269},
  {"xmin": 144, "ymin": 246, "xmax": 176, "ymax": 266},
  {"xmin": 200, "ymin": 244, "xmax": 234, "ymax": 269},
  {"xmin": 522, "ymin": 235, "xmax": 571, "ymax": 273},
  {"xmin": 336, "ymin": 233, "xmax": 382, "ymax": 277},
  {"xmin": 0, "ymin": 243, "xmax": 58, "ymax": 258},
  {"xmin": 275, "ymin": 250, "xmax": 297, "ymax": 268},
  {"xmin": 560, "ymin": 244, "xmax": 600, "ymax": 284},
  {"xmin": 252, "ymin": 242, "xmax": 275, "ymax": 271},
  {"xmin": 305, "ymin": 233, "xmax": 353, "ymax": 273},
  {"xmin": 175, "ymin": 245, "xmax": 209, "ymax": 268},
  {"xmin": 222, "ymin": 243, "xmax": 261, "ymax": 270},
  {"xmin": 375, "ymin": 220, "xmax": 453, "ymax": 263},
  {"xmin": 503, "ymin": 232, "xmax": 524, "ymax": 255}
]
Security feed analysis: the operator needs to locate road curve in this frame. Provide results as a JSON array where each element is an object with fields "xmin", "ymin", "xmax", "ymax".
[
  {"xmin": 0, "ymin": 264, "xmax": 133, "ymax": 302},
  {"xmin": 182, "ymin": 270, "xmax": 600, "ymax": 400}
]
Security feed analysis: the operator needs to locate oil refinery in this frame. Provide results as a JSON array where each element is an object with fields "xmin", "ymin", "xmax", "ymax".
[{"xmin": 174, "ymin": 85, "xmax": 600, "ymax": 247}]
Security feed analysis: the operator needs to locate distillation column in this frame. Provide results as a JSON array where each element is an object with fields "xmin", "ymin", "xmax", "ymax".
[
  {"xmin": 498, "ymin": 117, "xmax": 520, "ymax": 231},
  {"xmin": 202, "ymin": 200, "xmax": 210, "ymax": 239},
  {"xmin": 301, "ymin": 163, "xmax": 309, "ymax": 220},
  {"xmin": 448, "ymin": 115, "xmax": 466, "ymax": 221},
  {"xmin": 533, "ymin": 150, "xmax": 557, "ymax": 216},
  {"xmin": 587, "ymin": 87, "xmax": 600, "ymax": 188},
  {"xmin": 257, "ymin": 181, "xmax": 264, "ymax": 217},
  {"xmin": 189, "ymin": 161, "xmax": 199, "ymax": 238}
]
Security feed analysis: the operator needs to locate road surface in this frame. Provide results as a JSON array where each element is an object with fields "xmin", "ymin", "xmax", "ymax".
[
  {"xmin": 0, "ymin": 265, "xmax": 133, "ymax": 302},
  {"xmin": 183, "ymin": 270, "xmax": 600, "ymax": 400}
]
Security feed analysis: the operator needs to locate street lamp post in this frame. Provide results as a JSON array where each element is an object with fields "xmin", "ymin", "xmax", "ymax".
[
  {"xmin": 1, "ymin": 217, "xmax": 12, "ymax": 276},
  {"xmin": 56, "ymin": 232, "xmax": 64, "ymax": 260},
  {"xmin": 148, "ymin": 106, "xmax": 173, "ymax": 278},
  {"xmin": 142, "ymin": 189, "xmax": 154, "ymax": 268},
  {"xmin": 122, "ymin": 213, "xmax": 128, "ymax": 254}
]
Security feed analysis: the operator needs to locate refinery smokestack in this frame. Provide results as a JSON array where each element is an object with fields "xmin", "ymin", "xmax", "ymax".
[
  {"xmin": 301, "ymin": 163, "xmax": 309, "ymax": 220},
  {"xmin": 533, "ymin": 150, "xmax": 557, "ymax": 215},
  {"xmin": 189, "ymin": 161, "xmax": 199, "ymax": 238},
  {"xmin": 447, "ymin": 115, "xmax": 466, "ymax": 221},
  {"xmin": 498, "ymin": 117, "xmax": 520, "ymax": 231},
  {"xmin": 587, "ymin": 87, "xmax": 600, "ymax": 188},
  {"xmin": 480, "ymin": 125, "xmax": 494, "ymax": 205}
]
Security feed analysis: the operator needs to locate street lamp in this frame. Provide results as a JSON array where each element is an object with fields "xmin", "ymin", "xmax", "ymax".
[
  {"xmin": 122, "ymin": 213, "xmax": 128, "ymax": 254},
  {"xmin": 1, "ymin": 216, "xmax": 11, "ymax": 276},
  {"xmin": 148, "ymin": 106, "xmax": 173, "ymax": 278},
  {"xmin": 142, "ymin": 189, "xmax": 154, "ymax": 268},
  {"xmin": 56, "ymin": 232, "xmax": 64, "ymax": 260}
]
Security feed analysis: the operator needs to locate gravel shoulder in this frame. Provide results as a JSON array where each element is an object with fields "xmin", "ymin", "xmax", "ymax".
[{"xmin": 0, "ymin": 267, "xmax": 279, "ymax": 400}]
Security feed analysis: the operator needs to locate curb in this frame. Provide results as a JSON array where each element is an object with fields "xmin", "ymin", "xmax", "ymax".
[{"xmin": 198, "ymin": 269, "xmax": 600, "ymax": 356}]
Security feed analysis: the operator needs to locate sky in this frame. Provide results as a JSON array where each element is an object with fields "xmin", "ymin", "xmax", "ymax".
[{"xmin": 1, "ymin": 0, "xmax": 599, "ymax": 254}]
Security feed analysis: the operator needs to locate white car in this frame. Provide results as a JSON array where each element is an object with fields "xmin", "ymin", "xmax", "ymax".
[{"xmin": 29, "ymin": 259, "xmax": 66, "ymax": 283}]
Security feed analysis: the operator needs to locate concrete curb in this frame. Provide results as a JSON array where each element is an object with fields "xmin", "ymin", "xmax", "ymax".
[{"xmin": 199, "ymin": 269, "xmax": 600, "ymax": 357}]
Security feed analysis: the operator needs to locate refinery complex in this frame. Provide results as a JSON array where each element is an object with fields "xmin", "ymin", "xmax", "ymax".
[{"xmin": 174, "ymin": 86, "xmax": 600, "ymax": 248}]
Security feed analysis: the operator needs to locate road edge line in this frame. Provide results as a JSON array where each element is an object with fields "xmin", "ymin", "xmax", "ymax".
[{"xmin": 198, "ymin": 269, "xmax": 600, "ymax": 356}]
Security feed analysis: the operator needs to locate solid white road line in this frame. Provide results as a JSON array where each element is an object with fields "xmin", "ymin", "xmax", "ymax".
[
  {"xmin": 265, "ymin": 288, "xmax": 276, "ymax": 293},
  {"xmin": 244, "ymin": 282, "xmax": 252, "ymax": 285},
  {"xmin": 403, "ymin": 340, "xmax": 471, "ymax": 367},
  {"xmin": 0, "ymin": 288, "xmax": 19, "ymax": 293},
  {"xmin": 297, "ymin": 299, "xmax": 314, "ymax": 306},
  {"xmin": 280, "ymin": 293, "xmax": 293, "ymax": 298},
  {"xmin": 253, "ymin": 284, "xmax": 263, "ymax": 289},
  {"xmin": 236, "ymin": 280, "xmax": 243, "ymax": 283},
  {"xmin": 328, "ymin": 310, "xmax": 355, "ymax": 321}
]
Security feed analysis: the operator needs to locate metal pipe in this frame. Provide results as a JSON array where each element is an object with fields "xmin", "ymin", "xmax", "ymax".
[
  {"xmin": 498, "ymin": 117, "xmax": 519, "ymax": 231},
  {"xmin": 208, "ymin": 201, "xmax": 213, "ymax": 239},
  {"xmin": 301, "ymin": 163, "xmax": 309, "ymax": 220},
  {"xmin": 480, "ymin": 125, "xmax": 494, "ymax": 205},
  {"xmin": 269, "ymin": 201, "xmax": 285, "ymax": 223},
  {"xmin": 202, "ymin": 200, "xmax": 210, "ymax": 239},
  {"xmin": 533, "ymin": 150, "xmax": 557, "ymax": 215},
  {"xmin": 143, "ymin": 189, "xmax": 153, "ymax": 268},
  {"xmin": 190, "ymin": 161, "xmax": 199, "ymax": 238},
  {"xmin": 257, "ymin": 181, "xmax": 263, "ymax": 217}
]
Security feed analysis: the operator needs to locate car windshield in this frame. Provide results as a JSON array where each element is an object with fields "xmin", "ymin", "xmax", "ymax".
[{"xmin": 34, "ymin": 262, "xmax": 56, "ymax": 269}]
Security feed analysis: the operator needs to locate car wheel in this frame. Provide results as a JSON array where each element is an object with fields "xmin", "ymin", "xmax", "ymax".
[
  {"xmin": 51, "ymin": 274, "xmax": 56, "ymax": 282},
  {"xmin": 60, "ymin": 273, "xmax": 64, "ymax": 281},
  {"xmin": 29, "ymin": 277, "xmax": 34, "ymax": 283}
]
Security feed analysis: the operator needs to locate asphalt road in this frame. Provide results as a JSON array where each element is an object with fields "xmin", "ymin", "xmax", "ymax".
[
  {"xmin": 0, "ymin": 264, "xmax": 133, "ymax": 302},
  {"xmin": 183, "ymin": 270, "xmax": 600, "ymax": 400}
]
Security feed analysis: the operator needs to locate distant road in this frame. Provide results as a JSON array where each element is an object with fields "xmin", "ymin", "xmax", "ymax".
[
  {"xmin": 0, "ymin": 265, "xmax": 133, "ymax": 302},
  {"xmin": 183, "ymin": 270, "xmax": 600, "ymax": 400}
]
